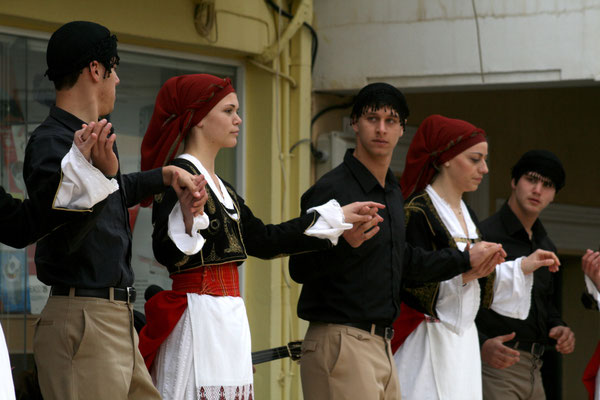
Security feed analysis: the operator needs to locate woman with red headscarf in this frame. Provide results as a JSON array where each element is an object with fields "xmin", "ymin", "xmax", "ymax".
[
  {"xmin": 390, "ymin": 115, "xmax": 560, "ymax": 400},
  {"xmin": 137, "ymin": 74, "xmax": 382, "ymax": 399}
]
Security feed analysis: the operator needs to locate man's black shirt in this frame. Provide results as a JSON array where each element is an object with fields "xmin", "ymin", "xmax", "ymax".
[
  {"xmin": 289, "ymin": 149, "xmax": 471, "ymax": 325},
  {"xmin": 476, "ymin": 202, "xmax": 565, "ymax": 345},
  {"xmin": 24, "ymin": 106, "xmax": 165, "ymax": 289}
]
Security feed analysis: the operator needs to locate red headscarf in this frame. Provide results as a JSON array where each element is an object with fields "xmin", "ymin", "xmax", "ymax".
[
  {"xmin": 400, "ymin": 114, "xmax": 486, "ymax": 198},
  {"xmin": 140, "ymin": 74, "xmax": 235, "ymax": 172}
]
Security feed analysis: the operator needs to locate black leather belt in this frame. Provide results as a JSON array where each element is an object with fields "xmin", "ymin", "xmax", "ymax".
[
  {"xmin": 511, "ymin": 341, "xmax": 546, "ymax": 357},
  {"xmin": 339, "ymin": 322, "xmax": 394, "ymax": 340},
  {"xmin": 50, "ymin": 286, "xmax": 136, "ymax": 303}
]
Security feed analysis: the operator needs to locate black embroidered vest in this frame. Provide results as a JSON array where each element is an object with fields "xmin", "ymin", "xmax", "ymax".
[{"xmin": 161, "ymin": 158, "xmax": 248, "ymax": 274}]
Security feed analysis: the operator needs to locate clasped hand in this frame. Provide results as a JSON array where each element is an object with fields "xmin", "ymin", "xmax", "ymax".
[
  {"xmin": 73, "ymin": 119, "xmax": 118, "ymax": 177},
  {"xmin": 341, "ymin": 201, "xmax": 386, "ymax": 248}
]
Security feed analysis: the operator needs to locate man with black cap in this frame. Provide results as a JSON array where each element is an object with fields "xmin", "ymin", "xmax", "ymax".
[
  {"xmin": 23, "ymin": 21, "xmax": 205, "ymax": 400},
  {"xmin": 476, "ymin": 150, "xmax": 575, "ymax": 400},
  {"xmin": 289, "ymin": 82, "xmax": 506, "ymax": 399}
]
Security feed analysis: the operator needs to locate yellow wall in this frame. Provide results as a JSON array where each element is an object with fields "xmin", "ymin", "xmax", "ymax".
[{"xmin": 1, "ymin": 1, "xmax": 313, "ymax": 398}]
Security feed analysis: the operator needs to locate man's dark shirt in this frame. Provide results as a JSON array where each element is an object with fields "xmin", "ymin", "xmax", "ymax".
[
  {"xmin": 23, "ymin": 106, "xmax": 165, "ymax": 289},
  {"xmin": 476, "ymin": 202, "xmax": 565, "ymax": 345},
  {"xmin": 289, "ymin": 149, "xmax": 471, "ymax": 325}
]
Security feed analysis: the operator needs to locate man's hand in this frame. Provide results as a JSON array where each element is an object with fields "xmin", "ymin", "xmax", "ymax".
[
  {"xmin": 467, "ymin": 241, "xmax": 506, "ymax": 278},
  {"xmin": 163, "ymin": 165, "xmax": 206, "ymax": 200},
  {"xmin": 521, "ymin": 249, "xmax": 560, "ymax": 275},
  {"xmin": 582, "ymin": 249, "xmax": 600, "ymax": 291},
  {"xmin": 73, "ymin": 122, "xmax": 99, "ymax": 161},
  {"xmin": 89, "ymin": 119, "xmax": 118, "ymax": 177},
  {"xmin": 342, "ymin": 204, "xmax": 384, "ymax": 248},
  {"xmin": 341, "ymin": 201, "xmax": 385, "ymax": 224},
  {"xmin": 548, "ymin": 326, "xmax": 575, "ymax": 354},
  {"xmin": 481, "ymin": 332, "xmax": 520, "ymax": 369}
]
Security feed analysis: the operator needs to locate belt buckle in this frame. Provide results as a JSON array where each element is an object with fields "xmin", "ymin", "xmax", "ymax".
[
  {"xmin": 384, "ymin": 327, "xmax": 394, "ymax": 340},
  {"xmin": 531, "ymin": 343, "xmax": 544, "ymax": 357},
  {"xmin": 126, "ymin": 287, "xmax": 136, "ymax": 304}
]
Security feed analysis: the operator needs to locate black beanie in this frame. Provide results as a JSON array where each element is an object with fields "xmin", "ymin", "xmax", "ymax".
[
  {"xmin": 511, "ymin": 150, "xmax": 566, "ymax": 191},
  {"xmin": 45, "ymin": 21, "xmax": 119, "ymax": 82},
  {"xmin": 350, "ymin": 82, "xmax": 410, "ymax": 125}
]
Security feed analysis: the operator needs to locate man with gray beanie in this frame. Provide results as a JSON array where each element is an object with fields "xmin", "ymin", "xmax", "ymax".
[
  {"xmin": 289, "ymin": 82, "xmax": 507, "ymax": 399},
  {"xmin": 476, "ymin": 150, "xmax": 575, "ymax": 399},
  {"xmin": 23, "ymin": 21, "xmax": 205, "ymax": 400}
]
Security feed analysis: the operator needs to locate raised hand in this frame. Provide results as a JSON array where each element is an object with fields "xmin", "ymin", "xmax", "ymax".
[
  {"xmin": 548, "ymin": 326, "xmax": 575, "ymax": 354},
  {"xmin": 481, "ymin": 332, "xmax": 520, "ymax": 369},
  {"xmin": 521, "ymin": 249, "xmax": 560, "ymax": 275},
  {"xmin": 73, "ymin": 122, "xmax": 99, "ymax": 161},
  {"xmin": 342, "ymin": 203, "xmax": 384, "ymax": 248},
  {"xmin": 582, "ymin": 249, "xmax": 600, "ymax": 291},
  {"xmin": 89, "ymin": 119, "xmax": 118, "ymax": 177}
]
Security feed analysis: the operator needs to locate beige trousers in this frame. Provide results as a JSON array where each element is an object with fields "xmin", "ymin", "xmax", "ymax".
[
  {"xmin": 34, "ymin": 293, "xmax": 161, "ymax": 400},
  {"xmin": 482, "ymin": 349, "xmax": 545, "ymax": 400},
  {"xmin": 300, "ymin": 322, "xmax": 401, "ymax": 400}
]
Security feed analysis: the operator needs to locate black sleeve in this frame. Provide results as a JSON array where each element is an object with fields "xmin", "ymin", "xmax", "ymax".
[
  {"xmin": 151, "ymin": 183, "xmax": 189, "ymax": 268},
  {"xmin": 121, "ymin": 168, "xmax": 165, "ymax": 208},
  {"xmin": 400, "ymin": 207, "xmax": 442, "ymax": 316},
  {"xmin": 0, "ymin": 184, "xmax": 55, "ymax": 248},
  {"xmin": 581, "ymin": 291, "xmax": 600, "ymax": 311},
  {"xmin": 546, "ymin": 274, "xmax": 567, "ymax": 329},
  {"xmin": 288, "ymin": 180, "xmax": 354, "ymax": 283},
  {"xmin": 236, "ymin": 190, "xmax": 332, "ymax": 260},
  {"xmin": 402, "ymin": 243, "xmax": 470, "ymax": 283}
]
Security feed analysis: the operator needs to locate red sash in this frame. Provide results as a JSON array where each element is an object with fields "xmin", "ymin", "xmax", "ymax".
[
  {"xmin": 391, "ymin": 303, "xmax": 426, "ymax": 353},
  {"xmin": 583, "ymin": 340, "xmax": 600, "ymax": 400}
]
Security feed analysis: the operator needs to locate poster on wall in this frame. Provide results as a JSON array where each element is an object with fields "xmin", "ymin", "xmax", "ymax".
[{"xmin": 0, "ymin": 245, "xmax": 29, "ymax": 313}]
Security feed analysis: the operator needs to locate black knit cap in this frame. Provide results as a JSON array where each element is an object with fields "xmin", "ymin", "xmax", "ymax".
[
  {"xmin": 45, "ymin": 21, "xmax": 119, "ymax": 81},
  {"xmin": 350, "ymin": 82, "xmax": 410, "ymax": 125},
  {"xmin": 511, "ymin": 150, "xmax": 566, "ymax": 191}
]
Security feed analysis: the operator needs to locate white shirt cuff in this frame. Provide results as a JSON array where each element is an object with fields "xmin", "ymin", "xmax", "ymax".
[
  {"xmin": 53, "ymin": 143, "xmax": 119, "ymax": 210},
  {"xmin": 167, "ymin": 202, "xmax": 210, "ymax": 255},
  {"xmin": 304, "ymin": 199, "xmax": 353, "ymax": 245},
  {"xmin": 491, "ymin": 257, "xmax": 534, "ymax": 319}
]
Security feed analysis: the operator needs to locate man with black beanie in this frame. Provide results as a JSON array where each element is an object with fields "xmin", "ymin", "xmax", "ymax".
[
  {"xmin": 289, "ymin": 82, "xmax": 507, "ymax": 399},
  {"xmin": 23, "ymin": 21, "xmax": 205, "ymax": 400},
  {"xmin": 476, "ymin": 150, "xmax": 576, "ymax": 400}
]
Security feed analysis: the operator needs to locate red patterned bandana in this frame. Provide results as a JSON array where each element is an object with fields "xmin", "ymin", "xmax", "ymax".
[
  {"xmin": 400, "ymin": 114, "xmax": 486, "ymax": 198},
  {"xmin": 141, "ymin": 74, "xmax": 234, "ymax": 172}
]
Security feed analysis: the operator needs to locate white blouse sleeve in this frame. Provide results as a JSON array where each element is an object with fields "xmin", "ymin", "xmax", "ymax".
[
  {"xmin": 167, "ymin": 203, "xmax": 210, "ymax": 255},
  {"xmin": 53, "ymin": 143, "xmax": 119, "ymax": 210},
  {"xmin": 490, "ymin": 257, "xmax": 534, "ymax": 319},
  {"xmin": 304, "ymin": 199, "xmax": 352, "ymax": 245},
  {"xmin": 435, "ymin": 274, "xmax": 481, "ymax": 335},
  {"xmin": 585, "ymin": 275, "xmax": 600, "ymax": 309}
]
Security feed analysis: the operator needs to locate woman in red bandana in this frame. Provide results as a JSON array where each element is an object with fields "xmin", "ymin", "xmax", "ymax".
[
  {"xmin": 390, "ymin": 115, "xmax": 560, "ymax": 400},
  {"xmin": 138, "ymin": 74, "xmax": 381, "ymax": 400}
]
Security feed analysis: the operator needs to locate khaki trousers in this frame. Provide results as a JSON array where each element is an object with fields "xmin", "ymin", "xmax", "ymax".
[
  {"xmin": 482, "ymin": 349, "xmax": 545, "ymax": 400},
  {"xmin": 300, "ymin": 322, "xmax": 400, "ymax": 400},
  {"xmin": 34, "ymin": 293, "xmax": 161, "ymax": 400}
]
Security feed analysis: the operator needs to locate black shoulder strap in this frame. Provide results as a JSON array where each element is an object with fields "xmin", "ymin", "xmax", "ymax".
[{"xmin": 169, "ymin": 158, "xmax": 201, "ymax": 176}]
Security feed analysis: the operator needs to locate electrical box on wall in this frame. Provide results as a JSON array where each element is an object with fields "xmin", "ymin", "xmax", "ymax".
[{"xmin": 314, "ymin": 123, "xmax": 417, "ymax": 181}]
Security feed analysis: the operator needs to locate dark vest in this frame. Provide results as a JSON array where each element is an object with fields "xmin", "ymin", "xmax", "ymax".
[{"xmin": 163, "ymin": 158, "xmax": 247, "ymax": 274}]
